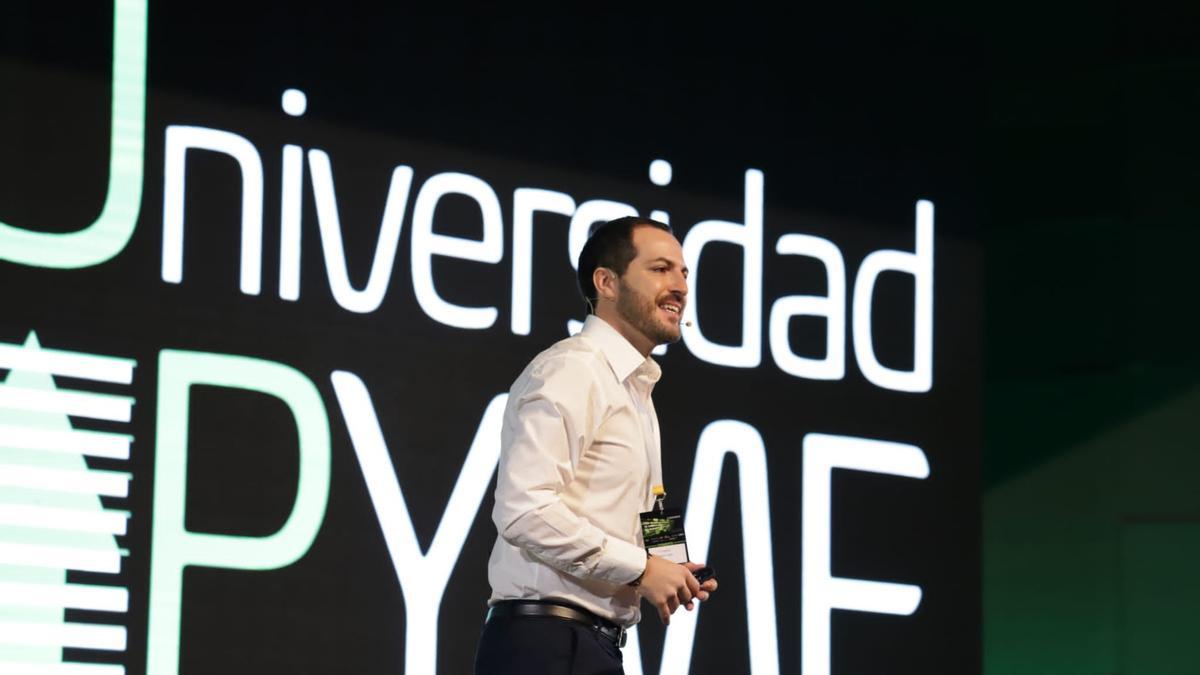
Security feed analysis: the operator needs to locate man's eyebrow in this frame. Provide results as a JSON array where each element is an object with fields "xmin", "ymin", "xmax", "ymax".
[
  {"xmin": 648, "ymin": 255, "xmax": 696, "ymax": 271},
  {"xmin": 648, "ymin": 257, "xmax": 688, "ymax": 271}
]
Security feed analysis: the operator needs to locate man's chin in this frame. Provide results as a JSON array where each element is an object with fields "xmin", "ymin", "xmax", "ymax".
[{"xmin": 657, "ymin": 325, "xmax": 683, "ymax": 345}]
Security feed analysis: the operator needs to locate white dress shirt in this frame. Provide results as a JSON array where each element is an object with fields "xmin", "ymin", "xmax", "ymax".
[{"xmin": 487, "ymin": 314, "xmax": 663, "ymax": 626}]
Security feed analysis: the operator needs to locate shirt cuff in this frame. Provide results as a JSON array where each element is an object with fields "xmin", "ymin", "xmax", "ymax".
[{"xmin": 597, "ymin": 536, "xmax": 648, "ymax": 586}]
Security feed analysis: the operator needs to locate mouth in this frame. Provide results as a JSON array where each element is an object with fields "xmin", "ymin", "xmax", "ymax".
[{"xmin": 658, "ymin": 301, "xmax": 683, "ymax": 323}]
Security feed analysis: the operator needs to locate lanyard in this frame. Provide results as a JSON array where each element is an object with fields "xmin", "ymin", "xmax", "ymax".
[{"xmin": 628, "ymin": 375, "xmax": 662, "ymax": 504}]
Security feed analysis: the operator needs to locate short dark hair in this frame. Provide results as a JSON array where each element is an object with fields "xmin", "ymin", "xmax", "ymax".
[{"xmin": 576, "ymin": 216, "xmax": 673, "ymax": 313}]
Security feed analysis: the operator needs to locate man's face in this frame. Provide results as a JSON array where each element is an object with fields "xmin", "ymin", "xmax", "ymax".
[{"xmin": 613, "ymin": 226, "xmax": 689, "ymax": 348}]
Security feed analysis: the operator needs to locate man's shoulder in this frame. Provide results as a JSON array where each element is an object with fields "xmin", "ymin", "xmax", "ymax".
[
  {"xmin": 512, "ymin": 333, "xmax": 609, "ymax": 390},
  {"xmin": 528, "ymin": 332, "xmax": 606, "ymax": 373}
]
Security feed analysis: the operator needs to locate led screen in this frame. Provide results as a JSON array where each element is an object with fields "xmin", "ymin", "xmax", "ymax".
[{"xmin": 0, "ymin": 3, "xmax": 982, "ymax": 674}]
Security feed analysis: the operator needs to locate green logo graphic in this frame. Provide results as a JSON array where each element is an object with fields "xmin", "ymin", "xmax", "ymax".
[
  {"xmin": 0, "ymin": 0, "xmax": 147, "ymax": 269},
  {"xmin": 643, "ymin": 517, "xmax": 672, "ymax": 537},
  {"xmin": 0, "ymin": 331, "xmax": 136, "ymax": 674}
]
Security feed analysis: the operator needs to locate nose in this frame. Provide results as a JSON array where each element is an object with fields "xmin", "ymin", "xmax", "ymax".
[{"xmin": 671, "ymin": 269, "xmax": 688, "ymax": 298}]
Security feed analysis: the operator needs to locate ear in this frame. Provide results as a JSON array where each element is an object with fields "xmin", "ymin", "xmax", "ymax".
[{"xmin": 593, "ymin": 267, "xmax": 618, "ymax": 303}]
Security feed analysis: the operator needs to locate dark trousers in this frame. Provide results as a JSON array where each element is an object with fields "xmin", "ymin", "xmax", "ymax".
[{"xmin": 473, "ymin": 613, "xmax": 625, "ymax": 675}]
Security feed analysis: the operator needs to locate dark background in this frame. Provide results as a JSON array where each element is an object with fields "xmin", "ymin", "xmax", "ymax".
[{"xmin": 4, "ymin": 1, "xmax": 1194, "ymax": 674}]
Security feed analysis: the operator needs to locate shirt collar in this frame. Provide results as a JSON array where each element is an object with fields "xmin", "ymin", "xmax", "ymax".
[{"xmin": 581, "ymin": 315, "xmax": 662, "ymax": 385}]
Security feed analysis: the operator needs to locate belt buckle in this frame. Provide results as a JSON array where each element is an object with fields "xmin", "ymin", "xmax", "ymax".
[
  {"xmin": 609, "ymin": 619, "xmax": 628, "ymax": 648},
  {"xmin": 595, "ymin": 622, "xmax": 627, "ymax": 649}
]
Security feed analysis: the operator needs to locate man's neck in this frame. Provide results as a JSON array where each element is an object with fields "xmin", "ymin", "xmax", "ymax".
[{"xmin": 592, "ymin": 309, "xmax": 654, "ymax": 358}]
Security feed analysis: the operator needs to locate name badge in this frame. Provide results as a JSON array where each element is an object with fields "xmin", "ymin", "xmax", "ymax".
[{"xmin": 639, "ymin": 506, "xmax": 689, "ymax": 563}]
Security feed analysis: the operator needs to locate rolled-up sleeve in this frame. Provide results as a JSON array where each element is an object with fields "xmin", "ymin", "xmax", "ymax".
[{"xmin": 492, "ymin": 354, "xmax": 647, "ymax": 586}]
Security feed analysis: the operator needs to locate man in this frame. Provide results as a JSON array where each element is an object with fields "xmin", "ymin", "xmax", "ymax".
[{"xmin": 474, "ymin": 217, "xmax": 719, "ymax": 674}]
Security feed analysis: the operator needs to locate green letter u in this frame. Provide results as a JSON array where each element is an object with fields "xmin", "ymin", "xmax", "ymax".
[{"xmin": 0, "ymin": 0, "xmax": 147, "ymax": 268}]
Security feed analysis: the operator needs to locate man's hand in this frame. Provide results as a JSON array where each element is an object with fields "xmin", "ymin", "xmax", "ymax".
[
  {"xmin": 682, "ymin": 561, "xmax": 718, "ymax": 609},
  {"xmin": 636, "ymin": 556, "xmax": 702, "ymax": 624}
]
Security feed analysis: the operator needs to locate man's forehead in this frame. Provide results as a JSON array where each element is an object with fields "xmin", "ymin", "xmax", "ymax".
[{"xmin": 632, "ymin": 226, "xmax": 684, "ymax": 259}]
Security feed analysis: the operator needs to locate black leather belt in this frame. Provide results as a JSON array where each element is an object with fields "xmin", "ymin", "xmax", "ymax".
[{"xmin": 486, "ymin": 600, "xmax": 628, "ymax": 648}]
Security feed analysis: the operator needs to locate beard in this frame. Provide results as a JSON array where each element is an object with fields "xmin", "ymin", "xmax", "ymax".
[{"xmin": 616, "ymin": 278, "xmax": 682, "ymax": 346}]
